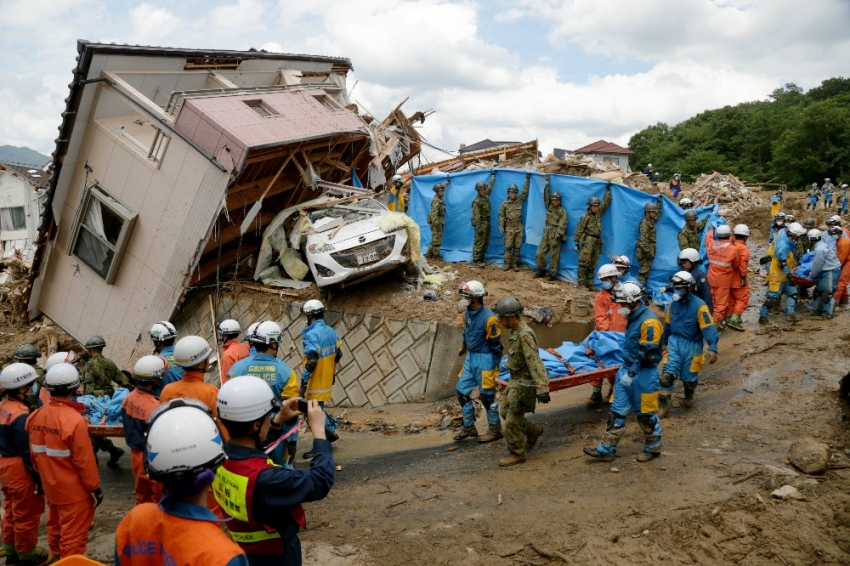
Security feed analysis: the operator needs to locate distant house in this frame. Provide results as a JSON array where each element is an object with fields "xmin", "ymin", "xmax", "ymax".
[
  {"xmin": 572, "ymin": 140, "xmax": 634, "ymax": 170},
  {"xmin": 459, "ymin": 139, "xmax": 521, "ymax": 154},
  {"xmin": 0, "ymin": 163, "xmax": 48, "ymax": 262},
  {"xmin": 553, "ymin": 148, "xmax": 571, "ymax": 160}
]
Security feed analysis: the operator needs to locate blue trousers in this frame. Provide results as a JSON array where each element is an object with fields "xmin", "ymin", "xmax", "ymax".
[
  {"xmin": 596, "ymin": 366, "xmax": 662, "ymax": 457},
  {"xmin": 318, "ymin": 401, "xmax": 337, "ymax": 434},
  {"xmin": 813, "ymin": 269, "xmax": 838, "ymax": 317},
  {"xmin": 760, "ymin": 280, "xmax": 797, "ymax": 318},
  {"xmin": 661, "ymin": 334, "xmax": 706, "ymax": 390},
  {"xmin": 456, "ymin": 351, "xmax": 500, "ymax": 428}
]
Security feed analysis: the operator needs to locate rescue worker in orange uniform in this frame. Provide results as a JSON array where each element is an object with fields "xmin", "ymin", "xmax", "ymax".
[
  {"xmin": 26, "ymin": 363, "xmax": 103, "ymax": 560},
  {"xmin": 215, "ymin": 377, "xmax": 335, "ymax": 566},
  {"xmin": 159, "ymin": 335, "xmax": 220, "ymax": 421},
  {"xmin": 705, "ymin": 224, "xmax": 740, "ymax": 330},
  {"xmin": 121, "ymin": 356, "xmax": 165, "ymax": 506},
  {"xmin": 0, "ymin": 364, "xmax": 50, "ymax": 566},
  {"xmin": 827, "ymin": 216, "xmax": 850, "ymax": 306},
  {"xmin": 727, "ymin": 224, "xmax": 751, "ymax": 331},
  {"xmin": 114, "ymin": 398, "xmax": 248, "ymax": 566},
  {"xmin": 219, "ymin": 320, "xmax": 251, "ymax": 384},
  {"xmin": 588, "ymin": 264, "xmax": 626, "ymax": 406}
]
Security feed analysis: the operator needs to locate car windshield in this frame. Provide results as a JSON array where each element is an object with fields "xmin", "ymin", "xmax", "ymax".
[{"xmin": 308, "ymin": 198, "xmax": 385, "ymax": 224}]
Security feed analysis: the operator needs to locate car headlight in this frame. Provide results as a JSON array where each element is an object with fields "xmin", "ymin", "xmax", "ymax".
[{"xmin": 314, "ymin": 264, "xmax": 336, "ymax": 277}]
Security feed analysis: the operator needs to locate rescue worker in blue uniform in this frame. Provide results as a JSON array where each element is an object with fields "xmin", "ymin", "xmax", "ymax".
[
  {"xmin": 806, "ymin": 184, "xmax": 820, "ymax": 210},
  {"xmin": 760, "ymin": 222, "xmax": 807, "ymax": 324},
  {"xmin": 299, "ymin": 300, "xmax": 342, "ymax": 446},
  {"xmin": 215, "ymin": 377, "xmax": 334, "ymax": 566},
  {"xmin": 611, "ymin": 255, "xmax": 640, "ymax": 286},
  {"xmin": 823, "ymin": 178, "xmax": 834, "ymax": 208},
  {"xmin": 657, "ymin": 271, "xmax": 719, "ymax": 418},
  {"xmin": 671, "ymin": 248, "xmax": 714, "ymax": 313},
  {"xmin": 808, "ymin": 228, "xmax": 841, "ymax": 319},
  {"xmin": 452, "ymin": 280, "xmax": 503, "ymax": 443},
  {"xmin": 149, "ymin": 321, "xmax": 183, "ymax": 396},
  {"xmin": 229, "ymin": 321, "xmax": 300, "ymax": 465},
  {"xmin": 584, "ymin": 282, "xmax": 663, "ymax": 462},
  {"xmin": 768, "ymin": 212, "xmax": 786, "ymax": 245}
]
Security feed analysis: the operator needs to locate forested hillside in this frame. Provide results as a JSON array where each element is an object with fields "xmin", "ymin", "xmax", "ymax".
[{"xmin": 628, "ymin": 78, "xmax": 850, "ymax": 189}]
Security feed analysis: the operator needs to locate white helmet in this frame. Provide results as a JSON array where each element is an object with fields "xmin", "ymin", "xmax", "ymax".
[
  {"xmin": 391, "ymin": 174, "xmax": 403, "ymax": 183},
  {"xmin": 733, "ymin": 224, "xmax": 751, "ymax": 237},
  {"xmin": 301, "ymin": 300, "xmax": 325, "ymax": 316},
  {"xmin": 611, "ymin": 255, "xmax": 631, "ymax": 269},
  {"xmin": 827, "ymin": 215, "xmax": 842, "ymax": 226},
  {"xmin": 44, "ymin": 351, "xmax": 80, "ymax": 372},
  {"xmin": 647, "ymin": 163, "xmax": 652, "ymax": 168},
  {"xmin": 808, "ymin": 228, "xmax": 823, "ymax": 241},
  {"xmin": 44, "ymin": 363, "xmax": 82, "ymax": 393},
  {"xmin": 458, "ymin": 280, "xmax": 486, "ymax": 298},
  {"xmin": 173, "ymin": 336, "xmax": 213, "ymax": 368},
  {"xmin": 787, "ymin": 222, "xmax": 807, "ymax": 237},
  {"xmin": 715, "ymin": 225, "xmax": 732, "ymax": 238},
  {"xmin": 678, "ymin": 248, "xmax": 701, "ymax": 265},
  {"xmin": 784, "ymin": 214, "xmax": 796, "ymax": 223},
  {"xmin": 679, "ymin": 197, "xmax": 693, "ymax": 207},
  {"xmin": 248, "ymin": 320, "xmax": 282, "ymax": 345},
  {"xmin": 217, "ymin": 376, "xmax": 279, "ymax": 422},
  {"xmin": 826, "ymin": 178, "xmax": 831, "ymax": 181},
  {"xmin": 669, "ymin": 271, "xmax": 696, "ymax": 290},
  {"xmin": 842, "ymin": 184, "xmax": 848, "ymax": 189},
  {"xmin": 150, "ymin": 321, "xmax": 178, "ymax": 342},
  {"xmin": 597, "ymin": 264, "xmax": 619, "ymax": 280},
  {"xmin": 0, "ymin": 363, "xmax": 40, "ymax": 390},
  {"xmin": 144, "ymin": 399, "xmax": 225, "ymax": 482},
  {"xmin": 812, "ymin": 183, "xmax": 818, "ymax": 188},
  {"xmin": 613, "ymin": 282, "xmax": 644, "ymax": 305},
  {"xmin": 218, "ymin": 319, "xmax": 241, "ymax": 336},
  {"xmin": 246, "ymin": 322, "xmax": 260, "ymax": 338},
  {"xmin": 133, "ymin": 355, "xmax": 168, "ymax": 383}
]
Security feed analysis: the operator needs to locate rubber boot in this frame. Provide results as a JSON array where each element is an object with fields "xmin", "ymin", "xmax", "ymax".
[
  {"xmin": 502, "ymin": 262, "xmax": 512, "ymax": 272},
  {"xmin": 683, "ymin": 382, "xmax": 698, "ymax": 408},
  {"xmin": 583, "ymin": 447, "xmax": 616, "ymax": 462},
  {"xmin": 635, "ymin": 451, "xmax": 660, "ymax": 462},
  {"xmin": 526, "ymin": 424, "xmax": 543, "ymax": 448},
  {"xmin": 586, "ymin": 279, "xmax": 596, "ymax": 291},
  {"xmin": 726, "ymin": 313, "xmax": 745, "ymax": 331},
  {"xmin": 499, "ymin": 451, "xmax": 526, "ymax": 467},
  {"xmin": 453, "ymin": 426, "xmax": 478, "ymax": 441},
  {"xmin": 512, "ymin": 257, "xmax": 521, "ymax": 272},
  {"xmin": 326, "ymin": 429, "xmax": 339, "ymax": 443},
  {"xmin": 477, "ymin": 425, "xmax": 503, "ymax": 443},
  {"xmin": 18, "ymin": 548, "xmax": 52, "ymax": 566},
  {"xmin": 657, "ymin": 394, "xmax": 670, "ymax": 418},
  {"xmin": 547, "ymin": 273, "xmax": 557, "ymax": 281},
  {"xmin": 533, "ymin": 270, "xmax": 546, "ymax": 278},
  {"xmin": 576, "ymin": 268, "xmax": 586, "ymax": 288},
  {"xmin": 107, "ymin": 446, "xmax": 125, "ymax": 467},
  {"xmin": 585, "ymin": 389, "xmax": 603, "ymax": 406}
]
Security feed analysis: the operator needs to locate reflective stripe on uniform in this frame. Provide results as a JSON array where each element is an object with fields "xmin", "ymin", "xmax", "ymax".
[
  {"xmin": 708, "ymin": 260, "xmax": 732, "ymax": 267},
  {"xmin": 30, "ymin": 445, "xmax": 71, "ymax": 457},
  {"xmin": 229, "ymin": 530, "xmax": 281, "ymax": 544},
  {"xmin": 307, "ymin": 387, "xmax": 332, "ymax": 396}
]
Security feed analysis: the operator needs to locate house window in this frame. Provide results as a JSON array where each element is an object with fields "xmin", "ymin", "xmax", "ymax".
[
  {"xmin": 245, "ymin": 100, "xmax": 276, "ymax": 118},
  {"xmin": 602, "ymin": 156, "xmax": 620, "ymax": 165},
  {"xmin": 69, "ymin": 184, "xmax": 137, "ymax": 284},
  {"xmin": 0, "ymin": 207, "xmax": 26, "ymax": 231}
]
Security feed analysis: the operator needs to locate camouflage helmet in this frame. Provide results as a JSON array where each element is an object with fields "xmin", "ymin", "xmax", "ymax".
[
  {"xmin": 587, "ymin": 196, "xmax": 601, "ymax": 206},
  {"xmin": 803, "ymin": 217, "xmax": 817, "ymax": 229},
  {"xmin": 84, "ymin": 335, "xmax": 106, "ymax": 350},
  {"xmin": 493, "ymin": 297, "xmax": 523, "ymax": 317},
  {"xmin": 644, "ymin": 202, "xmax": 659, "ymax": 213},
  {"xmin": 13, "ymin": 344, "xmax": 40, "ymax": 362},
  {"xmin": 507, "ymin": 184, "xmax": 519, "ymax": 193},
  {"xmin": 684, "ymin": 210, "xmax": 698, "ymax": 220},
  {"xmin": 550, "ymin": 191, "xmax": 562, "ymax": 201},
  {"xmin": 475, "ymin": 181, "xmax": 487, "ymax": 191},
  {"xmin": 432, "ymin": 182, "xmax": 445, "ymax": 193}
]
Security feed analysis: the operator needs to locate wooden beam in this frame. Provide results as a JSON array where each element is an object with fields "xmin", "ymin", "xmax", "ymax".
[
  {"xmin": 102, "ymin": 70, "xmax": 174, "ymax": 125},
  {"xmin": 244, "ymin": 134, "xmax": 367, "ymax": 164},
  {"xmin": 190, "ymin": 242, "xmax": 261, "ymax": 285},
  {"xmin": 203, "ymin": 210, "xmax": 276, "ymax": 254}
]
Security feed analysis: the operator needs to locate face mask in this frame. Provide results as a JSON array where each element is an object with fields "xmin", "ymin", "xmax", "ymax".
[
  {"xmin": 672, "ymin": 293, "xmax": 682, "ymax": 302},
  {"xmin": 618, "ymin": 308, "xmax": 631, "ymax": 317},
  {"xmin": 602, "ymin": 281, "xmax": 613, "ymax": 290},
  {"xmin": 459, "ymin": 298, "xmax": 470, "ymax": 309}
]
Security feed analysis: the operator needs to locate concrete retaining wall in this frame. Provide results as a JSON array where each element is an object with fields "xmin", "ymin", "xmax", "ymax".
[{"xmin": 173, "ymin": 290, "xmax": 460, "ymax": 408}]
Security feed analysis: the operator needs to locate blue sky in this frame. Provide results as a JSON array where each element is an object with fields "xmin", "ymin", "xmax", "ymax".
[{"xmin": 1, "ymin": 0, "xmax": 848, "ymax": 162}]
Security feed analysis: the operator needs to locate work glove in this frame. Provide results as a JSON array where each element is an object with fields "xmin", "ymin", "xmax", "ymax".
[
  {"xmin": 606, "ymin": 181, "xmax": 611, "ymax": 193},
  {"xmin": 536, "ymin": 392, "xmax": 551, "ymax": 404},
  {"xmin": 620, "ymin": 372, "xmax": 635, "ymax": 388},
  {"xmin": 91, "ymin": 488, "xmax": 104, "ymax": 508},
  {"xmin": 708, "ymin": 351, "xmax": 718, "ymax": 364},
  {"xmin": 34, "ymin": 480, "xmax": 44, "ymax": 496},
  {"xmin": 658, "ymin": 285, "xmax": 667, "ymax": 294},
  {"xmin": 560, "ymin": 234, "xmax": 567, "ymax": 243},
  {"xmin": 740, "ymin": 276, "xmax": 747, "ymax": 287},
  {"xmin": 575, "ymin": 244, "xmax": 582, "ymax": 252},
  {"xmin": 458, "ymin": 343, "xmax": 467, "ymax": 357}
]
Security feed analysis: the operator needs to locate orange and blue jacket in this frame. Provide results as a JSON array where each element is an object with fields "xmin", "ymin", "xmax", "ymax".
[
  {"xmin": 121, "ymin": 389, "xmax": 160, "ymax": 451},
  {"xmin": 0, "ymin": 397, "xmax": 39, "ymax": 483},
  {"xmin": 115, "ymin": 500, "xmax": 248, "ymax": 566},
  {"xmin": 594, "ymin": 289, "xmax": 627, "ymax": 332},
  {"xmin": 25, "ymin": 397, "xmax": 100, "ymax": 504},
  {"xmin": 705, "ymin": 230, "xmax": 740, "ymax": 288}
]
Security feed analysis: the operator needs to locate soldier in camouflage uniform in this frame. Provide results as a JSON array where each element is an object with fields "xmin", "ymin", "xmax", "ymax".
[
  {"xmin": 493, "ymin": 297, "xmax": 550, "ymax": 467},
  {"xmin": 470, "ymin": 172, "xmax": 496, "ymax": 265},
  {"xmin": 426, "ymin": 176, "xmax": 450, "ymax": 259},
  {"xmin": 636, "ymin": 198, "xmax": 663, "ymax": 285},
  {"xmin": 678, "ymin": 210, "xmax": 708, "ymax": 251},
  {"xmin": 534, "ymin": 177, "xmax": 568, "ymax": 281},
  {"xmin": 81, "ymin": 335, "xmax": 129, "ymax": 467},
  {"xmin": 574, "ymin": 184, "xmax": 612, "ymax": 289},
  {"xmin": 498, "ymin": 172, "xmax": 531, "ymax": 271}
]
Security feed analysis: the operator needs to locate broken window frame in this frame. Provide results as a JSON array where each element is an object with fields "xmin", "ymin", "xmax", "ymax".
[
  {"xmin": 0, "ymin": 207, "xmax": 26, "ymax": 231},
  {"xmin": 68, "ymin": 182, "xmax": 137, "ymax": 285}
]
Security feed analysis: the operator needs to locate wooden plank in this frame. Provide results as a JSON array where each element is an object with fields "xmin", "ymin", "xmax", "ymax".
[
  {"xmin": 237, "ymin": 283, "xmax": 299, "ymax": 297},
  {"xmin": 244, "ymin": 134, "xmax": 368, "ymax": 164},
  {"xmin": 102, "ymin": 70, "xmax": 174, "ymax": 125},
  {"xmin": 190, "ymin": 242, "xmax": 260, "ymax": 285},
  {"xmin": 203, "ymin": 210, "xmax": 276, "ymax": 253}
]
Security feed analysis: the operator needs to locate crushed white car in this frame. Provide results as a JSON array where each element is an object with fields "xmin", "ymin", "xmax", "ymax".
[{"xmin": 254, "ymin": 184, "xmax": 414, "ymax": 288}]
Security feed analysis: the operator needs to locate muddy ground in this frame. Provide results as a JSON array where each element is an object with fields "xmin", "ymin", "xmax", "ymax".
[{"xmin": 5, "ymin": 203, "xmax": 850, "ymax": 565}]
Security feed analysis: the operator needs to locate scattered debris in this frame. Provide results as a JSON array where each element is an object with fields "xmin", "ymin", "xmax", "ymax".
[
  {"xmin": 423, "ymin": 291, "xmax": 438, "ymax": 301},
  {"xmin": 401, "ymin": 422, "xmax": 425, "ymax": 434},
  {"xmin": 687, "ymin": 172, "xmax": 765, "ymax": 216},
  {"xmin": 788, "ymin": 437, "xmax": 831, "ymax": 474},
  {"xmin": 497, "ymin": 494, "xmax": 502, "ymax": 505},
  {"xmin": 771, "ymin": 485, "xmax": 805, "ymax": 501},
  {"xmin": 611, "ymin": 467, "xmax": 619, "ymax": 473}
]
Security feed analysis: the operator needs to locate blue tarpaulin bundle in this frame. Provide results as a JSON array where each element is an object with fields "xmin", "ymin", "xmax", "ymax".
[
  {"xmin": 499, "ymin": 331, "xmax": 625, "ymax": 382},
  {"xmin": 77, "ymin": 388, "xmax": 129, "ymax": 425},
  {"xmin": 409, "ymin": 170, "xmax": 718, "ymax": 298},
  {"xmin": 793, "ymin": 251, "xmax": 814, "ymax": 279}
]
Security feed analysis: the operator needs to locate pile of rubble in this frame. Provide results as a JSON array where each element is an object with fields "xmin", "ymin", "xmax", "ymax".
[
  {"xmin": 687, "ymin": 172, "xmax": 765, "ymax": 216},
  {"xmin": 0, "ymin": 253, "xmax": 30, "ymax": 324}
]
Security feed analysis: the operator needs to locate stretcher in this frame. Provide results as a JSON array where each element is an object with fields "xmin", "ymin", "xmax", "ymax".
[
  {"xmin": 790, "ymin": 273, "xmax": 816, "ymax": 289},
  {"xmin": 87, "ymin": 424, "xmax": 124, "ymax": 438},
  {"xmin": 496, "ymin": 346, "xmax": 621, "ymax": 393}
]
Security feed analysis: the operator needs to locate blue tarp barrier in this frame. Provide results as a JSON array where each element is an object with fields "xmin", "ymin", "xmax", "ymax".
[
  {"xmin": 409, "ymin": 170, "xmax": 718, "ymax": 298},
  {"xmin": 499, "ymin": 331, "xmax": 625, "ymax": 382}
]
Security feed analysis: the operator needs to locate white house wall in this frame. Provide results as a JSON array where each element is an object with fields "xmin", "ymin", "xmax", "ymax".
[
  {"xmin": 0, "ymin": 170, "xmax": 42, "ymax": 261},
  {"xmin": 38, "ymin": 111, "xmax": 229, "ymax": 369}
]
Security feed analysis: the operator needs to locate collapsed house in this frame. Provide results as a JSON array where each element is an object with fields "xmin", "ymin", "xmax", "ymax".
[
  {"xmin": 26, "ymin": 41, "xmax": 420, "ymax": 368},
  {"xmin": 0, "ymin": 163, "xmax": 49, "ymax": 263}
]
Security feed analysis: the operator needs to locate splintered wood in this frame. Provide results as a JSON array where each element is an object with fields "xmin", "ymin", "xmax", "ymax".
[{"xmin": 687, "ymin": 171, "xmax": 765, "ymax": 216}]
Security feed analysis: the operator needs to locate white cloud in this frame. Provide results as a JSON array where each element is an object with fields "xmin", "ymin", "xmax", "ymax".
[
  {"xmin": 129, "ymin": 3, "xmax": 180, "ymax": 45},
  {"xmin": 208, "ymin": 0, "xmax": 269, "ymax": 36}
]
